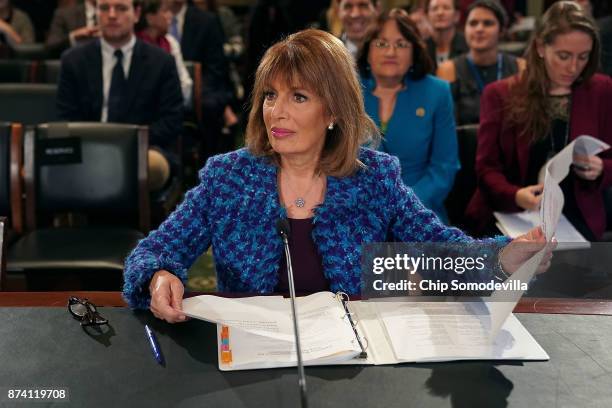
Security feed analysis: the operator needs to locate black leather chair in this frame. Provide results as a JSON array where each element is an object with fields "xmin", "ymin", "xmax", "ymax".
[
  {"xmin": 39, "ymin": 60, "xmax": 61, "ymax": 84},
  {"xmin": 445, "ymin": 124, "xmax": 479, "ymax": 228},
  {"xmin": 0, "ymin": 84, "xmax": 58, "ymax": 125},
  {"xmin": 0, "ymin": 122, "xmax": 24, "ymax": 236},
  {"xmin": 0, "ymin": 216, "xmax": 7, "ymax": 290},
  {"xmin": 0, "ymin": 60, "xmax": 37, "ymax": 83},
  {"xmin": 7, "ymin": 123, "xmax": 150, "ymax": 290}
]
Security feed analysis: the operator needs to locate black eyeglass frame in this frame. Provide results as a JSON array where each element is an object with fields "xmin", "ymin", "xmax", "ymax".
[{"xmin": 68, "ymin": 296, "xmax": 109, "ymax": 326}]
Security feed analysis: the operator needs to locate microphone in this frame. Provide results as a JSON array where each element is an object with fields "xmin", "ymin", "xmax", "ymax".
[{"xmin": 276, "ymin": 218, "xmax": 308, "ymax": 408}]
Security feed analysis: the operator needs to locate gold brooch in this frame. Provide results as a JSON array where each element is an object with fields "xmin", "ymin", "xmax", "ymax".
[{"xmin": 416, "ymin": 108, "xmax": 425, "ymax": 117}]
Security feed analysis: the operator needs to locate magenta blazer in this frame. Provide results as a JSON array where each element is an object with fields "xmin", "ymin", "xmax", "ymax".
[{"xmin": 466, "ymin": 73, "xmax": 612, "ymax": 239}]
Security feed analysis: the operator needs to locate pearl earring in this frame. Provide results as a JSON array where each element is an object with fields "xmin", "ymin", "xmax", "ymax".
[{"xmin": 328, "ymin": 122, "xmax": 334, "ymax": 130}]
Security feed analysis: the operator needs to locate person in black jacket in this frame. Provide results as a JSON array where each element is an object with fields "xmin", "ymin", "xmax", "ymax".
[
  {"xmin": 169, "ymin": 0, "xmax": 235, "ymax": 157},
  {"xmin": 57, "ymin": 0, "xmax": 183, "ymax": 191},
  {"xmin": 46, "ymin": 0, "xmax": 99, "ymax": 57}
]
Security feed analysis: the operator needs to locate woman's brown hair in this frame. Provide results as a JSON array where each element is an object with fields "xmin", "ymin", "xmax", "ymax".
[
  {"xmin": 245, "ymin": 29, "xmax": 379, "ymax": 177},
  {"xmin": 507, "ymin": 1, "xmax": 600, "ymax": 141}
]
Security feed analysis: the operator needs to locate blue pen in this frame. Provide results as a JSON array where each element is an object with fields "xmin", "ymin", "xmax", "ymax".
[{"xmin": 145, "ymin": 324, "xmax": 165, "ymax": 366}]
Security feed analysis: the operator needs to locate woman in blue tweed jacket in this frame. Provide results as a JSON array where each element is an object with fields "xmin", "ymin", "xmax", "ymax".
[{"xmin": 123, "ymin": 29, "xmax": 550, "ymax": 323}]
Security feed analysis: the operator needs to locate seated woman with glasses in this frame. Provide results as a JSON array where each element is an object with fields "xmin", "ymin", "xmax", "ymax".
[
  {"xmin": 359, "ymin": 8, "xmax": 458, "ymax": 223},
  {"xmin": 436, "ymin": 0, "xmax": 525, "ymax": 126}
]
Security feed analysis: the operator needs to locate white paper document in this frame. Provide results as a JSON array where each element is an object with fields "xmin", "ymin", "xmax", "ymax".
[
  {"xmin": 182, "ymin": 293, "xmax": 548, "ymax": 371},
  {"xmin": 495, "ymin": 135, "xmax": 608, "ymax": 250},
  {"xmin": 494, "ymin": 211, "xmax": 589, "ymax": 250},
  {"xmin": 183, "ymin": 293, "xmax": 362, "ymax": 369},
  {"xmin": 371, "ymin": 301, "xmax": 547, "ymax": 362},
  {"xmin": 489, "ymin": 135, "xmax": 610, "ymax": 337},
  {"xmin": 539, "ymin": 135, "xmax": 609, "ymax": 242}
]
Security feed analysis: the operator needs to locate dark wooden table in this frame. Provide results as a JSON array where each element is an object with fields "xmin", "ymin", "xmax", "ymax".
[
  {"xmin": 2, "ymin": 292, "xmax": 612, "ymax": 407},
  {"xmin": 1, "ymin": 292, "xmax": 612, "ymax": 315}
]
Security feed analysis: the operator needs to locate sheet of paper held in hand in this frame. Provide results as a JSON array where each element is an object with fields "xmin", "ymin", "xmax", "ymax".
[{"xmin": 488, "ymin": 135, "xmax": 610, "ymax": 337}]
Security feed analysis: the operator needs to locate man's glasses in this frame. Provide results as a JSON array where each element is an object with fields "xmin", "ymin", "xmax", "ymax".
[
  {"xmin": 68, "ymin": 297, "xmax": 109, "ymax": 326},
  {"xmin": 373, "ymin": 39, "xmax": 412, "ymax": 50}
]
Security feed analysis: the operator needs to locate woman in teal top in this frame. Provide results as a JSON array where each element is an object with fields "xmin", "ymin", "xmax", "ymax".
[{"xmin": 359, "ymin": 8, "xmax": 459, "ymax": 223}]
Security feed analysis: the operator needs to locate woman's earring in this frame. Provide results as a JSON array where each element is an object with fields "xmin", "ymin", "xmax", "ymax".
[{"xmin": 328, "ymin": 122, "xmax": 334, "ymax": 130}]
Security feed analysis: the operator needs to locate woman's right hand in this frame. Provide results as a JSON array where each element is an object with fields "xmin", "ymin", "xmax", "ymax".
[
  {"xmin": 149, "ymin": 270, "xmax": 188, "ymax": 323},
  {"xmin": 514, "ymin": 184, "xmax": 544, "ymax": 211}
]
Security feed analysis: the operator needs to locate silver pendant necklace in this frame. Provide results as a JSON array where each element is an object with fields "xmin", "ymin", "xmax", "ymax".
[{"xmin": 282, "ymin": 171, "xmax": 319, "ymax": 208}]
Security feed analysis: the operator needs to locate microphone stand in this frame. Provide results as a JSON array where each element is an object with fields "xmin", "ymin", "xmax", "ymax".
[{"xmin": 277, "ymin": 219, "xmax": 308, "ymax": 408}]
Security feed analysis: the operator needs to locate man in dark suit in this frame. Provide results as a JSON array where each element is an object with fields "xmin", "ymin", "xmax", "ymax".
[
  {"xmin": 46, "ymin": 0, "xmax": 99, "ymax": 57},
  {"xmin": 57, "ymin": 0, "xmax": 183, "ymax": 190},
  {"xmin": 169, "ymin": 0, "xmax": 233, "ymax": 156}
]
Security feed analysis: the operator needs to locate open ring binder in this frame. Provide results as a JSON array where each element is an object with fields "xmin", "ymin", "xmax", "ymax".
[{"xmin": 336, "ymin": 292, "xmax": 368, "ymax": 359}]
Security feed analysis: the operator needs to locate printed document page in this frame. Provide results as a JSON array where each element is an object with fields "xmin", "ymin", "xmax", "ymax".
[
  {"xmin": 539, "ymin": 135, "xmax": 610, "ymax": 241},
  {"xmin": 494, "ymin": 211, "xmax": 589, "ymax": 250},
  {"xmin": 183, "ymin": 292, "xmax": 361, "ymax": 369},
  {"xmin": 372, "ymin": 301, "xmax": 548, "ymax": 362}
]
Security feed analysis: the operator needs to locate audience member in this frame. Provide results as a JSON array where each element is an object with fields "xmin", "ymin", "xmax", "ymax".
[
  {"xmin": 168, "ymin": 0, "xmax": 236, "ymax": 156},
  {"xmin": 192, "ymin": 0, "xmax": 239, "ymax": 42},
  {"xmin": 359, "ymin": 9, "xmax": 458, "ymax": 222},
  {"xmin": 545, "ymin": 0, "xmax": 593, "ymax": 16},
  {"xmin": 192, "ymin": 0, "xmax": 243, "ymax": 125},
  {"xmin": 0, "ymin": 0, "xmax": 34, "ymax": 46},
  {"xmin": 459, "ymin": 0, "xmax": 518, "ymax": 26},
  {"xmin": 136, "ymin": 0, "xmax": 193, "ymax": 107},
  {"xmin": 466, "ymin": 1, "xmax": 612, "ymax": 240},
  {"xmin": 317, "ymin": 0, "xmax": 343, "ymax": 37},
  {"xmin": 338, "ymin": 0, "xmax": 379, "ymax": 59},
  {"xmin": 425, "ymin": 0, "xmax": 468, "ymax": 68},
  {"xmin": 437, "ymin": 0, "xmax": 525, "ymax": 125},
  {"xmin": 56, "ymin": 0, "xmax": 183, "ymax": 191},
  {"xmin": 46, "ymin": 0, "xmax": 99, "ymax": 57},
  {"xmin": 408, "ymin": 6, "xmax": 434, "ymax": 41}
]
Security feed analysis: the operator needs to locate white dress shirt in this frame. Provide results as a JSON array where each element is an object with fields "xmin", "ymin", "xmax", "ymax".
[
  {"xmin": 85, "ymin": 1, "xmax": 96, "ymax": 27},
  {"xmin": 166, "ymin": 34, "xmax": 193, "ymax": 108},
  {"xmin": 173, "ymin": 4, "xmax": 187, "ymax": 40},
  {"xmin": 100, "ymin": 35, "xmax": 136, "ymax": 122},
  {"xmin": 341, "ymin": 33, "xmax": 359, "ymax": 60}
]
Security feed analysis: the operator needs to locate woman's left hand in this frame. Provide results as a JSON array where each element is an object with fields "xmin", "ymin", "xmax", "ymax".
[
  {"xmin": 573, "ymin": 154, "xmax": 603, "ymax": 181},
  {"xmin": 500, "ymin": 227, "xmax": 556, "ymax": 275}
]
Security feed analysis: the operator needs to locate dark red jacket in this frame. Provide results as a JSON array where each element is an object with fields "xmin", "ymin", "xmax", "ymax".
[{"xmin": 466, "ymin": 73, "xmax": 612, "ymax": 239}]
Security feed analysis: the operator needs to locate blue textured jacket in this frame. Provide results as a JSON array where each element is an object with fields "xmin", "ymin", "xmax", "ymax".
[
  {"xmin": 123, "ymin": 148, "xmax": 505, "ymax": 309},
  {"xmin": 362, "ymin": 75, "xmax": 460, "ymax": 223}
]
